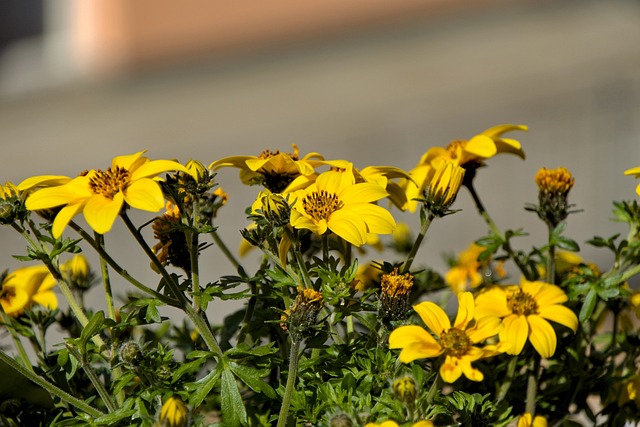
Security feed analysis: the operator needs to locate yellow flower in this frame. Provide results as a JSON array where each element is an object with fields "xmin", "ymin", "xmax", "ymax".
[
  {"xmin": 389, "ymin": 292, "xmax": 505, "ymax": 383},
  {"xmin": 158, "ymin": 395, "xmax": 189, "ymax": 427},
  {"xmin": 61, "ymin": 254, "xmax": 91, "ymax": 289},
  {"xmin": 445, "ymin": 243, "xmax": 486, "ymax": 294},
  {"xmin": 517, "ymin": 413, "xmax": 548, "ymax": 427},
  {"xmin": 289, "ymin": 170, "xmax": 396, "ymax": 246},
  {"xmin": 624, "ymin": 165, "xmax": 640, "ymax": 196},
  {"xmin": 24, "ymin": 151, "xmax": 188, "ymax": 237},
  {"xmin": 423, "ymin": 160, "xmax": 465, "ymax": 216},
  {"xmin": 209, "ymin": 144, "xmax": 324, "ymax": 193},
  {"xmin": 353, "ymin": 262, "xmax": 381, "ymax": 291},
  {"xmin": 474, "ymin": 279, "xmax": 578, "ymax": 358},
  {"xmin": 1, "ymin": 265, "xmax": 58, "ymax": 316},
  {"xmin": 365, "ymin": 421, "xmax": 434, "ymax": 427}
]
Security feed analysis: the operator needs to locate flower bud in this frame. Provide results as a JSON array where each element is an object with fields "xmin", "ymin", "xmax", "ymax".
[
  {"xmin": 62, "ymin": 254, "xmax": 91, "ymax": 290},
  {"xmin": 185, "ymin": 160, "xmax": 208, "ymax": 184},
  {"xmin": 378, "ymin": 268, "xmax": 414, "ymax": 321},
  {"xmin": 392, "ymin": 376, "xmax": 417, "ymax": 404},
  {"xmin": 119, "ymin": 341, "xmax": 143, "ymax": 367},
  {"xmin": 281, "ymin": 287, "xmax": 324, "ymax": 340},
  {"xmin": 424, "ymin": 160, "xmax": 464, "ymax": 217},
  {"xmin": 159, "ymin": 396, "xmax": 190, "ymax": 427},
  {"xmin": 533, "ymin": 167, "xmax": 575, "ymax": 227},
  {"xmin": 330, "ymin": 413, "xmax": 354, "ymax": 427}
]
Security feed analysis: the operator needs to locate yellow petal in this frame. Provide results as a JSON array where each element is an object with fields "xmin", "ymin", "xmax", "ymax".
[
  {"xmin": 209, "ymin": 155, "xmax": 254, "ymax": 170},
  {"xmin": 17, "ymin": 175, "xmax": 71, "ymax": 192},
  {"xmin": 32, "ymin": 290, "xmax": 58, "ymax": 310},
  {"xmin": 130, "ymin": 159, "xmax": 188, "ymax": 180},
  {"xmin": 52, "ymin": 202, "xmax": 86, "ymax": 238},
  {"xmin": 341, "ymin": 182, "xmax": 388, "ymax": 204},
  {"xmin": 439, "ymin": 357, "xmax": 462, "ymax": 383},
  {"xmin": 481, "ymin": 124, "xmax": 528, "ymax": 138},
  {"xmin": 25, "ymin": 177, "xmax": 92, "ymax": 210},
  {"xmin": 518, "ymin": 413, "xmax": 533, "ymax": 427},
  {"xmin": 527, "ymin": 315, "xmax": 557, "ymax": 358},
  {"xmin": 499, "ymin": 315, "xmax": 529, "ymax": 355},
  {"xmin": 389, "ymin": 325, "xmax": 442, "ymax": 363},
  {"xmin": 460, "ymin": 358, "xmax": 484, "ymax": 381},
  {"xmin": 467, "ymin": 316, "xmax": 503, "ymax": 343},
  {"xmin": 494, "ymin": 137, "xmax": 526, "ymax": 158},
  {"xmin": 327, "ymin": 209, "xmax": 367, "ymax": 246},
  {"xmin": 527, "ymin": 281, "xmax": 567, "ymax": 306},
  {"xmin": 124, "ymin": 178, "xmax": 165, "ymax": 211},
  {"xmin": 414, "ymin": 301, "xmax": 451, "ymax": 335},
  {"xmin": 624, "ymin": 166, "xmax": 640, "ymax": 176},
  {"xmin": 538, "ymin": 304, "xmax": 578, "ymax": 333},
  {"xmin": 475, "ymin": 287, "xmax": 512, "ymax": 318},
  {"xmin": 112, "ymin": 151, "xmax": 146, "ymax": 169},
  {"xmin": 453, "ymin": 292, "xmax": 474, "ymax": 329},
  {"xmin": 351, "ymin": 204, "xmax": 396, "ymax": 235},
  {"xmin": 84, "ymin": 193, "xmax": 124, "ymax": 235},
  {"xmin": 464, "ymin": 135, "xmax": 497, "ymax": 159}
]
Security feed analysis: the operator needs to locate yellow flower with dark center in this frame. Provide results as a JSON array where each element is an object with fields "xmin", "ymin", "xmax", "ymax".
[
  {"xmin": 1, "ymin": 265, "xmax": 58, "ymax": 316},
  {"xmin": 424, "ymin": 160, "xmax": 464, "ymax": 216},
  {"xmin": 158, "ymin": 395, "xmax": 189, "ymax": 427},
  {"xmin": 389, "ymin": 292, "xmax": 505, "ymax": 383},
  {"xmin": 475, "ymin": 279, "xmax": 578, "ymax": 358},
  {"xmin": 209, "ymin": 144, "xmax": 324, "ymax": 193},
  {"xmin": 445, "ymin": 243, "xmax": 487, "ymax": 294},
  {"xmin": 289, "ymin": 171, "xmax": 396, "ymax": 247},
  {"xmin": 517, "ymin": 413, "xmax": 548, "ymax": 427},
  {"xmin": 379, "ymin": 268, "xmax": 414, "ymax": 321},
  {"xmin": 23, "ymin": 151, "xmax": 187, "ymax": 237}
]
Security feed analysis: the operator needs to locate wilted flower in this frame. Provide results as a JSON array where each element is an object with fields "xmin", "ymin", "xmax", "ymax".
[
  {"xmin": 378, "ymin": 268, "xmax": 414, "ymax": 321},
  {"xmin": 281, "ymin": 287, "xmax": 324, "ymax": 340},
  {"xmin": 475, "ymin": 279, "xmax": 578, "ymax": 358}
]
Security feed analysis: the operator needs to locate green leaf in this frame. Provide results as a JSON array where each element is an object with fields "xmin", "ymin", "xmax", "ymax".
[
  {"xmin": 555, "ymin": 236, "xmax": 580, "ymax": 252},
  {"xmin": 229, "ymin": 362, "xmax": 276, "ymax": 399},
  {"xmin": 186, "ymin": 365, "xmax": 222, "ymax": 407},
  {"xmin": 579, "ymin": 288, "xmax": 597, "ymax": 322},
  {"xmin": 221, "ymin": 366, "xmax": 248, "ymax": 427},
  {"xmin": 79, "ymin": 310, "xmax": 105, "ymax": 355}
]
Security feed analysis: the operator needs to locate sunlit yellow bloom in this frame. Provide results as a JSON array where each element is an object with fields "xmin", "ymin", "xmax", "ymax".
[
  {"xmin": 475, "ymin": 279, "xmax": 578, "ymax": 358},
  {"xmin": 517, "ymin": 413, "xmax": 547, "ymax": 427},
  {"xmin": 1, "ymin": 265, "xmax": 57, "ymax": 316},
  {"xmin": 353, "ymin": 263, "xmax": 381, "ymax": 291},
  {"xmin": 624, "ymin": 165, "xmax": 640, "ymax": 196},
  {"xmin": 159, "ymin": 395, "xmax": 189, "ymax": 427},
  {"xmin": 61, "ymin": 254, "xmax": 91, "ymax": 289},
  {"xmin": 424, "ymin": 160, "xmax": 464, "ymax": 216},
  {"xmin": 389, "ymin": 292, "xmax": 505, "ymax": 383},
  {"xmin": 24, "ymin": 151, "xmax": 188, "ymax": 237},
  {"xmin": 445, "ymin": 243, "xmax": 486, "ymax": 293},
  {"xmin": 209, "ymin": 144, "xmax": 324, "ymax": 193},
  {"xmin": 400, "ymin": 147, "xmax": 442, "ymax": 212},
  {"xmin": 184, "ymin": 159, "xmax": 208, "ymax": 183},
  {"xmin": 289, "ymin": 171, "xmax": 396, "ymax": 246}
]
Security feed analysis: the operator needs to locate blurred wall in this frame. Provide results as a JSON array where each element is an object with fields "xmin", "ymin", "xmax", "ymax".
[{"xmin": 1, "ymin": 0, "xmax": 640, "ymax": 323}]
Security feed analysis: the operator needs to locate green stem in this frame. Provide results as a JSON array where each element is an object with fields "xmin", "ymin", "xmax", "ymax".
[
  {"xmin": 346, "ymin": 315, "xmax": 355, "ymax": 344},
  {"xmin": 120, "ymin": 211, "xmax": 223, "ymax": 357},
  {"xmin": 69, "ymin": 222, "xmax": 177, "ymax": 306},
  {"xmin": 66, "ymin": 345, "xmax": 117, "ymax": 413},
  {"xmin": 284, "ymin": 227, "xmax": 313, "ymax": 289},
  {"xmin": 0, "ymin": 350, "xmax": 104, "ymax": 418},
  {"xmin": 525, "ymin": 355, "xmax": 540, "ymax": 416},
  {"xmin": 277, "ymin": 338, "xmax": 301, "ymax": 427},
  {"xmin": 188, "ymin": 202, "xmax": 202, "ymax": 313},
  {"xmin": 401, "ymin": 210, "xmax": 434, "ymax": 274},
  {"xmin": 0, "ymin": 309, "xmax": 33, "ymax": 372},
  {"xmin": 425, "ymin": 373, "xmax": 441, "ymax": 405},
  {"xmin": 496, "ymin": 356, "xmax": 518, "ymax": 402},
  {"xmin": 322, "ymin": 234, "xmax": 329, "ymax": 262},
  {"xmin": 546, "ymin": 223, "xmax": 556, "ymax": 285}
]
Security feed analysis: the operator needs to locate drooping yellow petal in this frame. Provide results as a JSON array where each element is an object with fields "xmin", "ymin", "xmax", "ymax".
[
  {"xmin": 538, "ymin": 304, "xmax": 578, "ymax": 332},
  {"xmin": 25, "ymin": 176, "xmax": 92, "ymax": 210},
  {"xmin": 32, "ymin": 290, "xmax": 58, "ymax": 310},
  {"xmin": 482, "ymin": 124, "xmax": 529, "ymax": 138},
  {"xmin": 124, "ymin": 178, "xmax": 165, "ymax": 211},
  {"xmin": 413, "ymin": 301, "xmax": 451, "ymax": 335},
  {"xmin": 17, "ymin": 175, "xmax": 71, "ymax": 192},
  {"xmin": 389, "ymin": 325, "xmax": 442, "ymax": 363},
  {"xmin": 112, "ymin": 151, "xmax": 146, "ymax": 170},
  {"xmin": 84, "ymin": 193, "xmax": 124, "ymax": 235},
  {"xmin": 464, "ymin": 134, "xmax": 497, "ymax": 159},
  {"xmin": 499, "ymin": 314, "xmax": 529, "ymax": 356},
  {"xmin": 130, "ymin": 159, "xmax": 188, "ymax": 181},
  {"xmin": 527, "ymin": 315, "xmax": 557, "ymax": 358},
  {"xmin": 52, "ymin": 202, "xmax": 86, "ymax": 238},
  {"xmin": 624, "ymin": 166, "xmax": 640, "ymax": 176},
  {"xmin": 453, "ymin": 292, "xmax": 475, "ymax": 329},
  {"xmin": 340, "ymin": 182, "xmax": 388, "ymax": 204},
  {"xmin": 460, "ymin": 358, "xmax": 484, "ymax": 381}
]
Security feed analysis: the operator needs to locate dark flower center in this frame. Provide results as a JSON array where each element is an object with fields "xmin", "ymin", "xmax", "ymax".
[
  {"xmin": 302, "ymin": 190, "xmax": 343, "ymax": 222},
  {"xmin": 89, "ymin": 167, "xmax": 131, "ymax": 199}
]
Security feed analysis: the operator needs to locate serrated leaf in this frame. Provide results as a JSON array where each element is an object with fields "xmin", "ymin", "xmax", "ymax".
[
  {"xmin": 221, "ymin": 366, "xmax": 247, "ymax": 427},
  {"xmin": 186, "ymin": 365, "xmax": 222, "ymax": 407},
  {"xmin": 79, "ymin": 311, "xmax": 105, "ymax": 355},
  {"xmin": 229, "ymin": 363, "xmax": 276, "ymax": 399}
]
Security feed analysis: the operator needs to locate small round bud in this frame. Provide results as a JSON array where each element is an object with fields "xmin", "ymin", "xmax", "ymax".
[
  {"xmin": 119, "ymin": 341, "xmax": 143, "ymax": 366},
  {"xmin": 330, "ymin": 413, "xmax": 354, "ymax": 427},
  {"xmin": 392, "ymin": 376, "xmax": 417, "ymax": 404}
]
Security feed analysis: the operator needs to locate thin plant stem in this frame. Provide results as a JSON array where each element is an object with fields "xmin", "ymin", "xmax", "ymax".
[
  {"xmin": 401, "ymin": 210, "xmax": 434, "ymax": 274},
  {"xmin": 237, "ymin": 257, "xmax": 267, "ymax": 344},
  {"xmin": 322, "ymin": 234, "xmax": 329, "ymax": 262},
  {"xmin": 69, "ymin": 222, "xmax": 177, "ymax": 306},
  {"xmin": 0, "ymin": 309, "xmax": 33, "ymax": 372},
  {"xmin": 210, "ymin": 230, "xmax": 245, "ymax": 275},
  {"xmin": 277, "ymin": 337, "xmax": 301, "ymax": 427},
  {"xmin": 120, "ymin": 211, "xmax": 223, "ymax": 357},
  {"xmin": 284, "ymin": 227, "xmax": 312, "ymax": 289},
  {"xmin": 546, "ymin": 223, "xmax": 556, "ymax": 285},
  {"xmin": 525, "ymin": 355, "xmax": 541, "ymax": 416},
  {"xmin": 188, "ymin": 202, "xmax": 202, "ymax": 313},
  {"xmin": 0, "ymin": 350, "xmax": 104, "ymax": 418},
  {"xmin": 496, "ymin": 355, "xmax": 518, "ymax": 403},
  {"xmin": 66, "ymin": 344, "xmax": 117, "ymax": 413},
  {"xmin": 425, "ymin": 374, "xmax": 441, "ymax": 405}
]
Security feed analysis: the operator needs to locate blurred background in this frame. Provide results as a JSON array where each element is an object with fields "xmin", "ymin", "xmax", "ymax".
[{"xmin": 1, "ymin": 0, "xmax": 640, "ymax": 324}]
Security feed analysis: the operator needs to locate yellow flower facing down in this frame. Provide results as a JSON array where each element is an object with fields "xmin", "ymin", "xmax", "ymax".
[
  {"xmin": 424, "ymin": 159, "xmax": 464, "ymax": 216},
  {"xmin": 475, "ymin": 279, "xmax": 578, "ymax": 358},
  {"xmin": 517, "ymin": 413, "xmax": 548, "ymax": 427},
  {"xmin": 24, "ymin": 151, "xmax": 188, "ymax": 237},
  {"xmin": 209, "ymin": 144, "xmax": 324, "ymax": 193},
  {"xmin": 158, "ymin": 395, "xmax": 189, "ymax": 427},
  {"xmin": 624, "ymin": 165, "xmax": 640, "ymax": 196},
  {"xmin": 389, "ymin": 292, "xmax": 505, "ymax": 383},
  {"xmin": 289, "ymin": 170, "xmax": 396, "ymax": 247},
  {"xmin": 1, "ymin": 265, "xmax": 58, "ymax": 316},
  {"xmin": 445, "ymin": 243, "xmax": 487, "ymax": 294}
]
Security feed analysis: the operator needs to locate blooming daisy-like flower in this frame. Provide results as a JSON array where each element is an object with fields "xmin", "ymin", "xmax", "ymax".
[
  {"xmin": 389, "ymin": 292, "xmax": 505, "ymax": 383},
  {"xmin": 474, "ymin": 279, "xmax": 578, "ymax": 358},
  {"xmin": 517, "ymin": 413, "xmax": 547, "ymax": 427},
  {"xmin": 624, "ymin": 165, "xmax": 640, "ymax": 196},
  {"xmin": 1, "ymin": 265, "xmax": 58, "ymax": 316},
  {"xmin": 209, "ymin": 144, "xmax": 324, "ymax": 193},
  {"xmin": 23, "ymin": 151, "xmax": 187, "ymax": 237},
  {"xmin": 445, "ymin": 243, "xmax": 487, "ymax": 294},
  {"xmin": 289, "ymin": 170, "xmax": 396, "ymax": 247}
]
